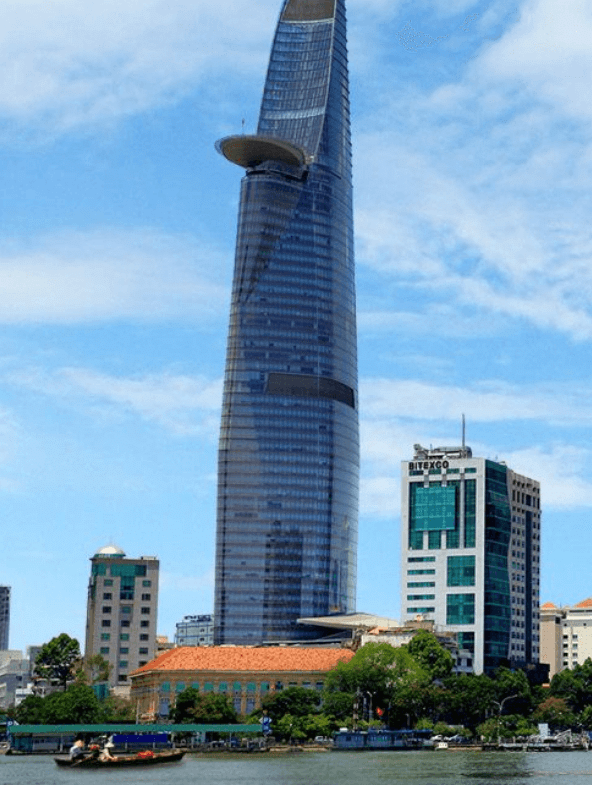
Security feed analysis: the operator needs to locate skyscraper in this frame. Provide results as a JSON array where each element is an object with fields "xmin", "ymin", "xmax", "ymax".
[
  {"xmin": 401, "ymin": 445, "xmax": 541, "ymax": 674},
  {"xmin": 84, "ymin": 545, "xmax": 159, "ymax": 692},
  {"xmin": 0, "ymin": 586, "xmax": 10, "ymax": 650},
  {"xmin": 214, "ymin": 0, "xmax": 358, "ymax": 644}
]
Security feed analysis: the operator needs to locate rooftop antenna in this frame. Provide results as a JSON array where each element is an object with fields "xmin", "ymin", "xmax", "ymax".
[
  {"xmin": 462, "ymin": 413, "xmax": 466, "ymax": 451},
  {"xmin": 241, "ymin": 118, "xmax": 245, "ymax": 135}
]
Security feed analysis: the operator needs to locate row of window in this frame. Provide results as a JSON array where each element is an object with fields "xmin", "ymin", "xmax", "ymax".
[
  {"xmin": 158, "ymin": 680, "xmax": 324, "ymax": 694},
  {"xmin": 102, "ymin": 620, "xmax": 150, "ymax": 628},
  {"xmin": 100, "ymin": 633, "xmax": 150, "ymax": 641}
]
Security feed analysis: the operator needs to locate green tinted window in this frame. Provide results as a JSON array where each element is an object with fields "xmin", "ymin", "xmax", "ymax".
[
  {"xmin": 410, "ymin": 484, "xmax": 457, "ymax": 531},
  {"xmin": 447, "ymin": 555, "xmax": 475, "ymax": 586},
  {"xmin": 464, "ymin": 480, "xmax": 476, "ymax": 547},
  {"xmin": 446, "ymin": 593, "xmax": 475, "ymax": 625},
  {"xmin": 428, "ymin": 530, "xmax": 441, "ymax": 549}
]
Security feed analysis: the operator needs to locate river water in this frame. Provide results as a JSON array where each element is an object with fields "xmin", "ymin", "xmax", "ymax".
[{"xmin": 3, "ymin": 750, "xmax": 592, "ymax": 785}]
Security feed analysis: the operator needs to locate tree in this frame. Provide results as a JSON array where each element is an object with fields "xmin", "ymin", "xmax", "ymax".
[
  {"xmin": 532, "ymin": 697, "xmax": 575, "ymax": 731},
  {"xmin": 173, "ymin": 691, "xmax": 238, "ymax": 724},
  {"xmin": 407, "ymin": 631, "xmax": 453, "ymax": 681},
  {"xmin": 15, "ymin": 683, "xmax": 101, "ymax": 724},
  {"xmin": 34, "ymin": 633, "xmax": 81, "ymax": 690},
  {"xmin": 83, "ymin": 653, "xmax": 111, "ymax": 684},
  {"xmin": 259, "ymin": 686, "xmax": 320, "ymax": 722},
  {"xmin": 550, "ymin": 658, "xmax": 592, "ymax": 714},
  {"xmin": 14, "ymin": 695, "xmax": 46, "ymax": 724},
  {"xmin": 438, "ymin": 673, "xmax": 496, "ymax": 731},
  {"xmin": 324, "ymin": 643, "xmax": 430, "ymax": 729},
  {"xmin": 173, "ymin": 687, "xmax": 201, "ymax": 723}
]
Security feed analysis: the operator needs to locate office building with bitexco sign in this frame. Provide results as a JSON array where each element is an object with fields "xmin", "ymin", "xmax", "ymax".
[
  {"xmin": 214, "ymin": 0, "xmax": 358, "ymax": 645},
  {"xmin": 401, "ymin": 444, "xmax": 543, "ymax": 676}
]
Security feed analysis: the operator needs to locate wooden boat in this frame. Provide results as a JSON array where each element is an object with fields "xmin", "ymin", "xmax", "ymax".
[{"xmin": 54, "ymin": 749, "xmax": 186, "ymax": 768}]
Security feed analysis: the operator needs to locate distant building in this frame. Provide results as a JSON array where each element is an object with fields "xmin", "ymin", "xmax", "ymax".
[
  {"xmin": 298, "ymin": 612, "xmax": 473, "ymax": 673},
  {"xmin": 0, "ymin": 586, "xmax": 10, "ymax": 650},
  {"xmin": 401, "ymin": 444, "xmax": 542, "ymax": 675},
  {"xmin": 541, "ymin": 598, "xmax": 592, "ymax": 678},
  {"xmin": 174, "ymin": 615, "xmax": 214, "ymax": 647},
  {"xmin": 130, "ymin": 645, "xmax": 354, "ymax": 719},
  {"xmin": 0, "ymin": 650, "xmax": 27, "ymax": 708},
  {"xmin": 84, "ymin": 545, "xmax": 159, "ymax": 694}
]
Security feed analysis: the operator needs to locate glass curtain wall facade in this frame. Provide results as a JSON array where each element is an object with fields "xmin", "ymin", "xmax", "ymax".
[
  {"xmin": 401, "ymin": 446, "xmax": 541, "ymax": 674},
  {"xmin": 214, "ymin": 0, "xmax": 358, "ymax": 644}
]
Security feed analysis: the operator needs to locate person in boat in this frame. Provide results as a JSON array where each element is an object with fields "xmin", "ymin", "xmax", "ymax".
[
  {"xmin": 69, "ymin": 739, "xmax": 85, "ymax": 761},
  {"xmin": 99, "ymin": 739, "xmax": 115, "ymax": 761}
]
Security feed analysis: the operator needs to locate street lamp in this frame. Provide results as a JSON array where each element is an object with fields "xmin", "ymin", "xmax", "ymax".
[{"xmin": 492, "ymin": 694, "xmax": 518, "ymax": 747}]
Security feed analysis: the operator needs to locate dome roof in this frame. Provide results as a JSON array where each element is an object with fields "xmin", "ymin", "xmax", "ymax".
[{"xmin": 94, "ymin": 543, "xmax": 126, "ymax": 558}]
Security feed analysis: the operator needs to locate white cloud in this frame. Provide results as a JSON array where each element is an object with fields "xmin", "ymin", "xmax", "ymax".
[
  {"xmin": 6, "ymin": 366, "xmax": 222, "ymax": 436},
  {"xmin": 0, "ymin": 0, "xmax": 277, "ymax": 133},
  {"xmin": 0, "ymin": 229, "xmax": 229, "ymax": 324},
  {"xmin": 477, "ymin": 0, "xmax": 592, "ymax": 122}
]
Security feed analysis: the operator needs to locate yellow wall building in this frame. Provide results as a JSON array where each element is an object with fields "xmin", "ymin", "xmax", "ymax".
[{"xmin": 130, "ymin": 646, "xmax": 354, "ymax": 720}]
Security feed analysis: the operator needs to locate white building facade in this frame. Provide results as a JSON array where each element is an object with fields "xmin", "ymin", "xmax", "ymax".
[{"xmin": 401, "ymin": 445, "xmax": 541, "ymax": 674}]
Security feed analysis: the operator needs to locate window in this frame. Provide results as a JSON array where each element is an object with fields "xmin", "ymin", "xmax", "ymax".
[
  {"xmin": 119, "ymin": 647, "xmax": 129, "ymax": 654},
  {"xmin": 447, "ymin": 555, "xmax": 475, "ymax": 587},
  {"xmin": 141, "ymin": 607, "xmax": 150, "ymax": 614},
  {"xmin": 101, "ymin": 633, "xmax": 110, "ymax": 641},
  {"xmin": 119, "ymin": 661, "xmax": 128, "ymax": 668},
  {"xmin": 142, "ymin": 580, "xmax": 152, "ymax": 587},
  {"xmin": 140, "ymin": 634, "xmax": 149, "ymax": 641},
  {"xmin": 118, "ymin": 674, "xmax": 128, "ymax": 682},
  {"xmin": 140, "ymin": 621, "xmax": 150, "ymax": 628},
  {"xmin": 141, "ymin": 594, "xmax": 151, "ymax": 601},
  {"xmin": 103, "ymin": 593, "xmax": 112, "ymax": 600},
  {"xmin": 447, "ymin": 593, "xmax": 475, "ymax": 625},
  {"xmin": 120, "ymin": 634, "xmax": 130, "ymax": 641},
  {"xmin": 102, "ymin": 620, "xmax": 111, "ymax": 628},
  {"xmin": 121, "ymin": 606, "xmax": 132, "ymax": 614},
  {"xmin": 104, "ymin": 579, "xmax": 113, "ymax": 586},
  {"xmin": 102, "ymin": 606, "xmax": 111, "ymax": 614},
  {"xmin": 100, "ymin": 647, "xmax": 109, "ymax": 654},
  {"xmin": 160, "ymin": 682, "xmax": 170, "ymax": 693},
  {"xmin": 121, "ymin": 620, "xmax": 130, "ymax": 628},
  {"xmin": 110, "ymin": 564, "xmax": 146, "ymax": 577},
  {"xmin": 139, "ymin": 647, "xmax": 149, "ymax": 654}
]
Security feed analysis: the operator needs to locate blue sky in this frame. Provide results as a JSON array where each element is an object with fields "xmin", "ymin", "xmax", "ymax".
[{"xmin": 3, "ymin": 0, "xmax": 592, "ymax": 652}]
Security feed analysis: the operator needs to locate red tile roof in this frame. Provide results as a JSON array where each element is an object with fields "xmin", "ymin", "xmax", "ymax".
[
  {"xmin": 540, "ymin": 602, "xmax": 557, "ymax": 609},
  {"xmin": 574, "ymin": 597, "xmax": 592, "ymax": 609},
  {"xmin": 132, "ymin": 646, "xmax": 354, "ymax": 676}
]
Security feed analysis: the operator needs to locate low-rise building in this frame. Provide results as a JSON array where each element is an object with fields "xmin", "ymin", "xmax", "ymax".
[
  {"xmin": 130, "ymin": 646, "xmax": 354, "ymax": 720},
  {"xmin": 175, "ymin": 615, "xmax": 214, "ymax": 647}
]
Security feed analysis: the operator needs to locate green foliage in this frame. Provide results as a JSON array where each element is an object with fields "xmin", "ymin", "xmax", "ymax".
[
  {"xmin": 439, "ymin": 673, "xmax": 496, "ymax": 731},
  {"xmin": 259, "ymin": 686, "xmax": 320, "ymax": 722},
  {"xmin": 14, "ymin": 695, "xmax": 45, "ymax": 724},
  {"xmin": 15, "ymin": 684, "xmax": 102, "ymax": 724},
  {"xmin": 532, "ymin": 696, "xmax": 576, "ymax": 730},
  {"xmin": 324, "ymin": 642, "xmax": 429, "ymax": 725},
  {"xmin": 83, "ymin": 654, "xmax": 111, "ymax": 684},
  {"xmin": 173, "ymin": 690, "xmax": 238, "ymax": 724},
  {"xmin": 321, "ymin": 690, "xmax": 355, "ymax": 722},
  {"xmin": 34, "ymin": 633, "xmax": 81, "ymax": 690},
  {"xmin": 407, "ymin": 631, "xmax": 454, "ymax": 680},
  {"xmin": 173, "ymin": 687, "xmax": 201, "ymax": 723},
  {"xmin": 492, "ymin": 667, "xmax": 534, "ymax": 716},
  {"xmin": 550, "ymin": 658, "xmax": 592, "ymax": 714}
]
